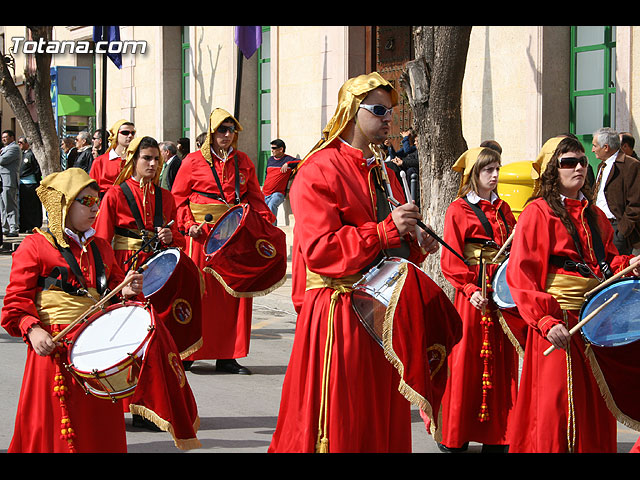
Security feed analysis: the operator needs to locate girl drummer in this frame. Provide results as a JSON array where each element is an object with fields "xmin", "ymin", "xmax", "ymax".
[
  {"xmin": 1, "ymin": 168, "xmax": 143, "ymax": 453},
  {"xmin": 505, "ymin": 136, "xmax": 640, "ymax": 452},
  {"xmin": 438, "ymin": 146, "xmax": 520, "ymax": 453}
]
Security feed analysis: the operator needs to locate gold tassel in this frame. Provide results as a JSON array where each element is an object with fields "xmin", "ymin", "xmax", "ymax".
[{"xmin": 315, "ymin": 286, "xmax": 351, "ymax": 453}]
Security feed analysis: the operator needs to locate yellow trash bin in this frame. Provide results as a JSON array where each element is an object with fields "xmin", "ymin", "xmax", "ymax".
[{"xmin": 497, "ymin": 161, "xmax": 535, "ymax": 220}]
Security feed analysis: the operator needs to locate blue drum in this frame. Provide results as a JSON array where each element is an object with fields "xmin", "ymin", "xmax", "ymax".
[
  {"xmin": 492, "ymin": 258, "xmax": 516, "ymax": 309},
  {"xmin": 580, "ymin": 277, "xmax": 640, "ymax": 347}
]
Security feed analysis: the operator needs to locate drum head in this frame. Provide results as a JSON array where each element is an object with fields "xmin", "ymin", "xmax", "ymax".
[
  {"xmin": 581, "ymin": 277, "xmax": 640, "ymax": 347},
  {"xmin": 70, "ymin": 305, "xmax": 153, "ymax": 372},
  {"xmin": 204, "ymin": 207, "xmax": 244, "ymax": 255},
  {"xmin": 351, "ymin": 258, "xmax": 408, "ymax": 347},
  {"xmin": 142, "ymin": 248, "xmax": 180, "ymax": 297},
  {"xmin": 492, "ymin": 258, "xmax": 516, "ymax": 309}
]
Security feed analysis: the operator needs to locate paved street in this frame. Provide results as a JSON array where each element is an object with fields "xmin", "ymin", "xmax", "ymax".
[{"xmin": 0, "ymin": 230, "xmax": 638, "ymax": 454}]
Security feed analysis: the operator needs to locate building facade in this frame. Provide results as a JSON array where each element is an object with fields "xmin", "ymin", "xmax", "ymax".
[{"xmin": 0, "ymin": 26, "xmax": 634, "ymax": 183}]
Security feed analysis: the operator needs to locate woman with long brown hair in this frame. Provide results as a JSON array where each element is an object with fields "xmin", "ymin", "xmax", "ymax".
[{"xmin": 506, "ymin": 136, "xmax": 640, "ymax": 452}]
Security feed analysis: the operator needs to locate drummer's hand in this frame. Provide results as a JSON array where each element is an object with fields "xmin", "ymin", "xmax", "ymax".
[
  {"xmin": 27, "ymin": 325, "xmax": 57, "ymax": 357},
  {"xmin": 391, "ymin": 203, "xmax": 421, "ymax": 236},
  {"xmin": 546, "ymin": 323, "xmax": 571, "ymax": 351},
  {"xmin": 122, "ymin": 271, "xmax": 144, "ymax": 298},
  {"xmin": 188, "ymin": 224, "xmax": 203, "ymax": 239},
  {"xmin": 157, "ymin": 226, "xmax": 173, "ymax": 245},
  {"xmin": 417, "ymin": 228, "xmax": 439, "ymax": 255},
  {"xmin": 469, "ymin": 290, "xmax": 489, "ymax": 311},
  {"xmin": 630, "ymin": 255, "xmax": 640, "ymax": 276}
]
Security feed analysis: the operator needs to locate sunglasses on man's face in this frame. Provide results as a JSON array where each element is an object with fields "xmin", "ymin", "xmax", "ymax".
[
  {"xmin": 558, "ymin": 156, "xmax": 588, "ymax": 169},
  {"xmin": 359, "ymin": 103, "xmax": 393, "ymax": 117},
  {"xmin": 119, "ymin": 130, "xmax": 136, "ymax": 137},
  {"xmin": 216, "ymin": 125, "xmax": 237, "ymax": 135},
  {"xmin": 75, "ymin": 195, "xmax": 100, "ymax": 208}
]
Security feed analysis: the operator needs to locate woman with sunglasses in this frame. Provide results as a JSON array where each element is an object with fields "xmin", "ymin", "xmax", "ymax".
[
  {"xmin": 436, "ymin": 147, "xmax": 520, "ymax": 453},
  {"xmin": 171, "ymin": 108, "xmax": 275, "ymax": 375},
  {"xmin": 505, "ymin": 136, "xmax": 640, "ymax": 452},
  {"xmin": 89, "ymin": 120, "xmax": 136, "ymax": 198},
  {"xmin": 1, "ymin": 168, "xmax": 143, "ymax": 452}
]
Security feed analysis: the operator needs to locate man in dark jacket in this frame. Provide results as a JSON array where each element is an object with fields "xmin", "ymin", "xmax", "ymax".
[
  {"xmin": 1, "ymin": 130, "xmax": 22, "ymax": 237},
  {"xmin": 18, "ymin": 137, "xmax": 42, "ymax": 232},
  {"xmin": 592, "ymin": 127, "xmax": 640, "ymax": 254}
]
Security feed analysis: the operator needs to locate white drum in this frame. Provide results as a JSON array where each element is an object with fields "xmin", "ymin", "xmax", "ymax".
[{"xmin": 67, "ymin": 302, "xmax": 154, "ymax": 401}]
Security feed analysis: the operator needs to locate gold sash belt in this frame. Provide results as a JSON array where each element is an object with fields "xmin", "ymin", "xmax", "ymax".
[
  {"xmin": 305, "ymin": 269, "xmax": 362, "ymax": 291},
  {"xmin": 36, "ymin": 287, "xmax": 100, "ymax": 325},
  {"xmin": 189, "ymin": 202, "xmax": 230, "ymax": 224},
  {"xmin": 463, "ymin": 242, "xmax": 506, "ymax": 266},
  {"xmin": 113, "ymin": 232, "xmax": 145, "ymax": 251},
  {"xmin": 544, "ymin": 273, "xmax": 599, "ymax": 311}
]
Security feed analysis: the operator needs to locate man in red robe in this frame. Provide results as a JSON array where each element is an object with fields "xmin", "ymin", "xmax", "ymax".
[
  {"xmin": 171, "ymin": 108, "xmax": 275, "ymax": 374},
  {"xmin": 1, "ymin": 168, "xmax": 144, "ymax": 453},
  {"xmin": 268, "ymin": 72, "xmax": 461, "ymax": 453}
]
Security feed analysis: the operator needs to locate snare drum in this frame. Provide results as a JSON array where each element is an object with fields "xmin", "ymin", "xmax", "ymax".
[
  {"xmin": 141, "ymin": 248, "xmax": 203, "ymax": 357},
  {"xmin": 67, "ymin": 302, "xmax": 154, "ymax": 401},
  {"xmin": 578, "ymin": 277, "xmax": 640, "ymax": 426},
  {"xmin": 580, "ymin": 277, "xmax": 640, "ymax": 347},
  {"xmin": 492, "ymin": 258, "xmax": 516, "ymax": 309},
  {"xmin": 351, "ymin": 257, "xmax": 408, "ymax": 347},
  {"xmin": 203, "ymin": 203, "xmax": 287, "ymax": 297}
]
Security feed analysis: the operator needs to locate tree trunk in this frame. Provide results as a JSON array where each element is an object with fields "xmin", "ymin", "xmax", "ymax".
[
  {"xmin": 0, "ymin": 26, "xmax": 61, "ymax": 177},
  {"xmin": 399, "ymin": 26, "xmax": 472, "ymax": 297}
]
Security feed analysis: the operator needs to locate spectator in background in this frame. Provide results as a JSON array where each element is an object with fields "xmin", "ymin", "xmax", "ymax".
[
  {"xmin": 480, "ymin": 139, "xmax": 503, "ymax": 154},
  {"xmin": 74, "ymin": 131, "xmax": 94, "ymax": 173},
  {"xmin": 93, "ymin": 129, "xmax": 107, "ymax": 157},
  {"xmin": 0, "ymin": 130, "xmax": 22, "ymax": 237},
  {"xmin": 177, "ymin": 137, "xmax": 190, "ymax": 159},
  {"xmin": 592, "ymin": 127, "xmax": 640, "ymax": 255},
  {"xmin": 159, "ymin": 141, "xmax": 182, "ymax": 191},
  {"xmin": 60, "ymin": 137, "xmax": 76, "ymax": 170},
  {"xmin": 620, "ymin": 131, "xmax": 639, "ymax": 159},
  {"xmin": 262, "ymin": 139, "xmax": 299, "ymax": 223},
  {"xmin": 195, "ymin": 132, "xmax": 206, "ymax": 150},
  {"xmin": 17, "ymin": 137, "xmax": 42, "ymax": 232}
]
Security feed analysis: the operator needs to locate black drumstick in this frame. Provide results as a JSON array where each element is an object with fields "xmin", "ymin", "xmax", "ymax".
[{"xmin": 388, "ymin": 196, "xmax": 469, "ymax": 266}]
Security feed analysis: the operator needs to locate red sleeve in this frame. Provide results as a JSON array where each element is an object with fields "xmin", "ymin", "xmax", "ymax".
[
  {"xmin": 0, "ymin": 236, "xmax": 45, "ymax": 339},
  {"xmin": 0, "ymin": 234, "xmax": 125, "ymax": 340},
  {"xmin": 290, "ymin": 158, "xmax": 404, "ymax": 278},
  {"xmin": 441, "ymin": 199, "xmax": 480, "ymax": 297}
]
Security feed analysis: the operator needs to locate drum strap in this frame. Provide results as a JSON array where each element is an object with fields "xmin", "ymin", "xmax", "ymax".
[
  {"xmin": 120, "ymin": 181, "xmax": 164, "ymax": 231},
  {"xmin": 40, "ymin": 230, "xmax": 107, "ymax": 297},
  {"xmin": 463, "ymin": 197, "xmax": 510, "ymax": 243},
  {"xmin": 207, "ymin": 155, "xmax": 242, "ymax": 205},
  {"xmin": 549, "ymin": 209, "xmax": 612, "ymax": 281}
]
